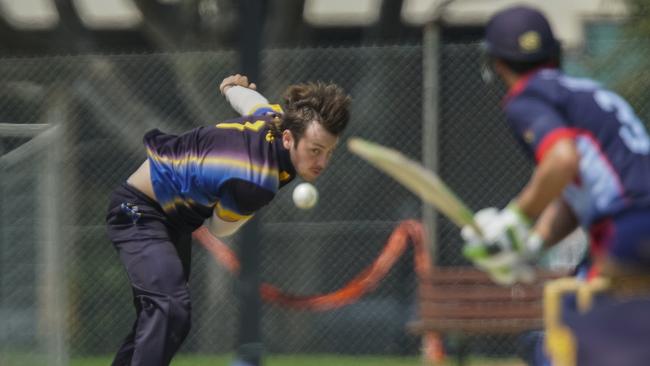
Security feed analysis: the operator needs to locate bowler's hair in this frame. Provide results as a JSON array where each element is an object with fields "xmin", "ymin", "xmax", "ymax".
[{"xmin": 278, "ymin": 81, "xmax": 351, "ymax": 144}]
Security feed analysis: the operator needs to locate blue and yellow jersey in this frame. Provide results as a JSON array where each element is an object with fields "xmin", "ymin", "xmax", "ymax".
[{"xmin": 144, "ymin": 104, "xmax": 294, "ymax": 229}]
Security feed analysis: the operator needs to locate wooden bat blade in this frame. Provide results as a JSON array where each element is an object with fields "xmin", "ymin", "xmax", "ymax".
[{"xmin": 348, "ymin": 137, "xmax": 481, "ymax": 234}]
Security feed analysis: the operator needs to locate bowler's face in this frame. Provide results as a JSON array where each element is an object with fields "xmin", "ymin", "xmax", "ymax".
[{"xmin": 284, "ymin": 122, "xmax": 339, "ymax": 182}]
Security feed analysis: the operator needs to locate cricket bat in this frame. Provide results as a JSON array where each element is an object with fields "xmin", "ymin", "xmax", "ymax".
[{"xmin": 347, "ymin": 137, "xmax": 482, "ymax": 236}]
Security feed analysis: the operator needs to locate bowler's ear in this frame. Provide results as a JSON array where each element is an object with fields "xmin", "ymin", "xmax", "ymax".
[{"xmin": 282, "ymin": 130, "xmax": 294, "ymax": 150}]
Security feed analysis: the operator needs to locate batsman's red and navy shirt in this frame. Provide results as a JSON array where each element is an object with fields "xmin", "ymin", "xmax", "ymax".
[
  {"xmin": 503, "ymin": 68, "xmax": 650, "ymax": 228},
  {"xmin": 144, "ymin": 104, "xmax": 295, "ymax": 229}
]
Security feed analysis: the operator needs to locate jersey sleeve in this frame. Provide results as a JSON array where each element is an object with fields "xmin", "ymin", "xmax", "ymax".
[
  {"xmin": 249, "ymin": 104, "xmax": 284, "ymax": 117},
  {"xmin": 506, "ymin": 96, "xmax": 574, "ymax": 162},
  {"xmin": 214, "ymin": 179, "xmax": 276, "ymax": 221}
]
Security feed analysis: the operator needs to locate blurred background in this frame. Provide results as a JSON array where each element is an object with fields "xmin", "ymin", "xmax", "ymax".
[{"xmin": 1, "ymin": 0, "xmax": 649, "ymax": 365}]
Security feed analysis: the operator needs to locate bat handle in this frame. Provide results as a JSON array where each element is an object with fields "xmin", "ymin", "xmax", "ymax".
[
  {"xmin": 485, "ymin": 242, "xmax": 503, "ymax": 255},
  {"xmin": 468, "ymin": 224, "xmax": 503, "ymax": 255},
  {"xmin": 470, "ymin": 222, "xmax": 484, "ymax": 239}
]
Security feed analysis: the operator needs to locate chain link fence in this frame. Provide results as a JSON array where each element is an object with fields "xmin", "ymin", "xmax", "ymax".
[{"xmin": 1, "ymin": 39, "xmax": 648, "ymax": 364}]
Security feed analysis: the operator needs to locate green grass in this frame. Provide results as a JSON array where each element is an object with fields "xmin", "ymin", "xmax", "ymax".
[
  {"xmin": 1, "ymin": 353, "xmax": 523, "ymax": 366},
  {"xmin": 68, "ymin": 354, "xmax": 524, "ymax": 366},
  {"xmin": 71, "ymin": 354, "xmax": 419, "ymax": 366}
]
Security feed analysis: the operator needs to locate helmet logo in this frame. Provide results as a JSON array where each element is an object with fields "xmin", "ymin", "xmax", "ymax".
[
  {"xmin": 523, "ymin": 129, "xmax": 536, "ymax": 144},
  {"xmin": 518, "ymin": 31, "xmax": 541, "ymax": 53}
]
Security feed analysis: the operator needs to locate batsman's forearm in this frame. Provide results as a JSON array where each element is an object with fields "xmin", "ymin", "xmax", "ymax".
[
  {"xmin": 516, "ymin": 139, "xmax": 579, "ymax": 220},
  {"xmin": 533, "ymin": 198, "xmax": 578, "ymax": 248}
]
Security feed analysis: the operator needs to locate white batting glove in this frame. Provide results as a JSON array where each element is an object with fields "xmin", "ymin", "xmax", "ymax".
[{"xmin": 461, "ymin": 203, "xmax": 542, "ymax": 285}]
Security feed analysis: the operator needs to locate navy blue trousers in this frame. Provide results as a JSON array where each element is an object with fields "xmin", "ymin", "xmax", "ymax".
[{"xmin": 106, "ymin": 183, "xmax": 193, "ymax": 366}]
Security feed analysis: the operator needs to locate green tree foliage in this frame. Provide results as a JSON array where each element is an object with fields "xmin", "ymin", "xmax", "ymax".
[
  {"xmin": 583, "ymin": 0, "xmax": 650, "ymax": 122},
  {"xmin": 622, "ymin": 0, "xmax": 650, "ymax": 36}
]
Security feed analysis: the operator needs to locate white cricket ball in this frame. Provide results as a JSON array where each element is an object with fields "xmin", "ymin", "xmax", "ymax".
[{"xmin": 292, "ymin": 182, "xmax": 318, "ymax": 210}]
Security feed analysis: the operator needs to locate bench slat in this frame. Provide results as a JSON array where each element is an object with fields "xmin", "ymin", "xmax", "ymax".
[
  {"xmin": 408, "ymin": 267, "xmax": 566, "ymax": 336},
  {"xmin": 419, "ymin": 302, "xmax": 542, "ymax": 319},
  {"xmin": 418, "ymin": 285, "xmax": 542, "ymax": 302},
  {"xmin": 408, "ymin": 318, "xmax": 543, "ymax": 334},
  {"xmin": 424, "ymin": 268, "xmax": 561, "ymax": 284}
]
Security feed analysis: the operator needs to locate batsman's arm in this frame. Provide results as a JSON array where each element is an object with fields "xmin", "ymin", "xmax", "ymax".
[
  {"xmin": 462, "ymin": 138, "xmax": 578, "ymax": 285},
  {"xmin": 532, "ymin": 198, "xmax": 579, "ymax": 249},
  {"xmin": 515, "ymin": 138, "xmax": 579, "ymax": 220},
  {"xmin": 464, "ymin": 197, "xmax": 577, "ymax": 273}
]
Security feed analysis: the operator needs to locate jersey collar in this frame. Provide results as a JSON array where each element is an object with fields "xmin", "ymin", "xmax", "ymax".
[{"xmin": 501, "ymin": 66, "xmax": 556, "ymax": 106}]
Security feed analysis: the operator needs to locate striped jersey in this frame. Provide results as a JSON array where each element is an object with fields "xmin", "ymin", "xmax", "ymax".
[
  {"xmin": 144, "ymin": 105, "xmax": 295, "ymax": 229},
  {"xmin": 503, "ymin": 68, "xmax": 650, "ymax": 228}
]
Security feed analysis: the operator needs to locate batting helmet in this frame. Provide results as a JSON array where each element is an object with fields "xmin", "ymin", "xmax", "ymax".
[{"xmin": 484, "ymin": 6, "xmax": 560, "ymax": 62}]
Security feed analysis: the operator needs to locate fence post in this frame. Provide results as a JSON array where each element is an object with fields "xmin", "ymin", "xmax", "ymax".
[
  {"xmin": 234, "ymin": 1, "xmax": 267, "ymax": 365},
  {"xmin": 422, "ymin": 21, "xmax": 440, "ymax": 267},
  {"xmin": 38, "ymin": 87, "xmax": 71, "ymax": 366}
]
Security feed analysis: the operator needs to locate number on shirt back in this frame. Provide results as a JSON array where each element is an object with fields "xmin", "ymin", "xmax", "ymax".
[
  {"xmin": 594, "ymin": 89, "xmax": 650, "ymax": 154},
  {"xmin": 557, "ymin": 73, "xmax": 650, "ymax": 155}
]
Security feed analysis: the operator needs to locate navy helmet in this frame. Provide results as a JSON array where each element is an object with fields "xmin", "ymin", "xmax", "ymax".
[{"xmin": 484, "ymin": 6, "xmax": 560, "ymax": 62}]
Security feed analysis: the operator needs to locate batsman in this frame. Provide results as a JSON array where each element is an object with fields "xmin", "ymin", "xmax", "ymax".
[{"xmin": 462, "ymin": 5, "xmax": 650, "ymax": 365}]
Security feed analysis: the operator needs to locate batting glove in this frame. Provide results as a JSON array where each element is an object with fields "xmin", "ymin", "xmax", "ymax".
[{"xmin": 461, "ymin": 203, "xmax": 543, "ymax": 285}]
